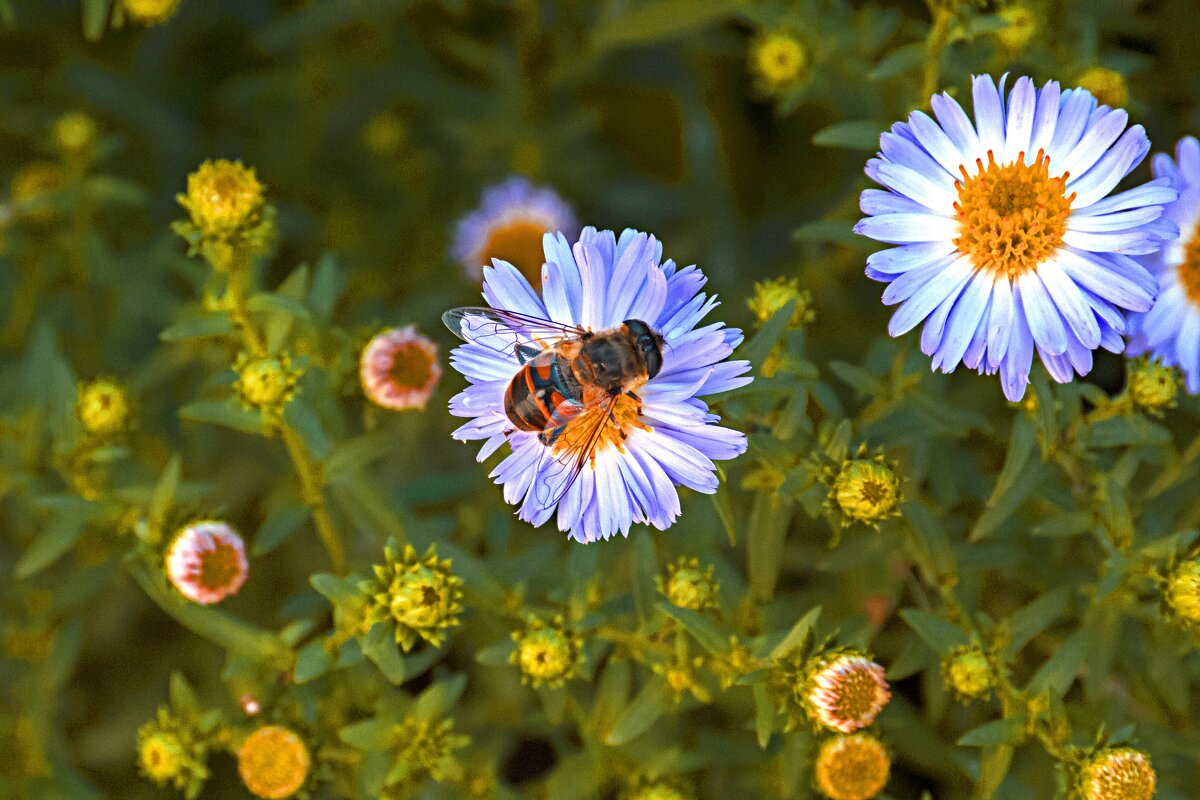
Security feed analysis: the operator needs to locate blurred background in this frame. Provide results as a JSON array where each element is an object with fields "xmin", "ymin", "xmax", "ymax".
[{"xmin": 2, "ymin": 0, "xmax": 1200, "ymax": 798}]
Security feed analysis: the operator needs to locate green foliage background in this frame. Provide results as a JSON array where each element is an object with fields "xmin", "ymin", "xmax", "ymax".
[{"xmin": 2, "ymin": 0, "xmax": 1200, "ymax": 798}]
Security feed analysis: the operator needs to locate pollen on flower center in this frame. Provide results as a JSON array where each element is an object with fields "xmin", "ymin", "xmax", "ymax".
[
  {"xmin": 1180, "ymin": 234, "xmax": 1200, "ymax": 306},
  {"xmin": 550, "ymin": 391, "xmax": 652, "ymax": 461},
  {"xmin": 389, "ymin": 341, "xmax": 437, "ymax": 389},
  {"xmin": 197, "ymin": 543, "xmax": 242, "ymax": 591},
  {"xmin": 481, "ymin": 219, "xmax": 549, "ymax": 284},
  {"xmin": 954, "ymin": 150, "xmax": 1074, "ymax": 279}
]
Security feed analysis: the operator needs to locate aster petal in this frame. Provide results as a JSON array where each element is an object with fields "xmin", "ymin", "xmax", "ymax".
[
  {"xmin": 1055, "ymin": 247, "xmax": 1155, "ymax": 312},
  {"xmin": 1056, "ymin": 107, "xmax": 1128, "ymax": 180},
  {"xmin": 482, "ymin": 261, "xmax": 549, "ymax": 318},
  {"xmin": 934, "ymin": 269, "xmax": 993, "ymax": 372},
  {"xmin": 931, "ymin": 91, "xmax": 981, "ymax": 157},
  {"xmin": 865, "ymin": 241, "xmax": 957, "ymax": 276},
  {"xmin": 1018, "ymin": 272, "xmax": 1070, "ymax": 356},
  {"xmin": 874, "ymin": 163, "xmax": 956, "ymax": 213},
  {"xmin": 887, "ymin": 256, "xmax": 973, "ymax": 336},
  {"xmin": 907, "ymin": 110, "xmax": 965, "ymax": 176},
  {"xmin": 1069, "ymin": 125, "xmax": 1151, "ymax": 209},
  {"xmin": 1000, "ymin": 300, "xmax": 1035, "ymax": 401},
  {"xmin": 1003, "ymin": 76, "xmax": 1037, "ymax": 162},
  {"xmin": 1038, "ymin": 260, "xmax": 1101, "ymax": 349},
  {"xmin": 854, "ymin": 214, "xmax": 960, "ymax": 244},
  {"xmin": 1047, "ymin": 88, "xmax": 1095, "ymax": 165},
  {"xmin": 1028, "ymin": 80, "xmax": 1061, "ymax": 157}
]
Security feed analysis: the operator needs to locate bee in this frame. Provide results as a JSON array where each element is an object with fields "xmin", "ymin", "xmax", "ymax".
[{"xmin": 443, "ymin": 307, "xmax": 666, "ymax": 502}]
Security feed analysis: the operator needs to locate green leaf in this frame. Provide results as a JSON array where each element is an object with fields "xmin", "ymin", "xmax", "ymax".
[
  {"xmin": 812, "ymin": 120, "xmax": 885, "ymax": 150},
  {"xmin": 1002, "ymin": 586, "xmax": 1072, "ymax": 658},
  {"xmin": 148, "ymin": 455, "xmax": 182, "ymax": 537},
  {"xmin": 754, "ymin": 683, "xmax": 774, "ymax": 749},
  {"xmin": 15, "ymin": 514, "xmax": 86, "ymax": 579},
  {"xmin": 1029, "ymin": 371, "xmax": 1058, "ymax": 457},
  {"xmin": 1026, "ymin": 628, "xmax": 1089, "ymax": 698},
  {"xmin": 308, "ymin": 253, "xmax": 342, "ymax": 321},
  {"xmin": 294, "ymin": 639, "xmax": 333, "ymax": 683},
  {"xmin": 169, "ymin": 672, "xmax": 200, "ymax": 715},
  {"xmin": 989, "ymin": 415, "xmax": 1036, "ymax": 504},
  {"xmin": 631, "ymin": 530, "xmax": 657, "ymax": 626},
  {"xmin": 159, "ymin": 313, "xmax": 234, "ymax": 342},
  {"xmin": 362, "ymin": 622, "xmax": 406, "ymax": 684},
  {"xmin": 284, "ymin": 400, "xmax": 332, "ymax": 460},
  {"xmin": 657, "ymin": 602, "xmax": 727, "ymax": 657},
  {"xmin": 791, "ymin": 220, "xmax": 861, "ymax": 245},
  {"xmin": 604, "ymin": 677, "xmax": 670, "ymax": 745},
  {"xmin": 868, "ymin": 42, "xmax": 926, "ymax": 80},
  {"xmin": 903, "ymin": 499, "xmax": 956, "ymax": 577},
  {"xmin": 711, "ymin": 484, "xmax": 738, "ymax": 546},
  {"xmin": 324, "ymin": 433, "xmax": 398, "ymax": 486},
  {"xmin": 747, "ymin": 491, "xmax": 793, "ymax": 601},
  {"xmin": 1031, "ymin": 512, "xmax": 1093, "ymax": 538},
  {"xmin": 1088, "ymin": 416, "xmax": 1172, "ymax": 448},
  {"xmin": 740, "ymin": 301, "xmax": 796, "ymax": 371},
  {"xmin": 899, "ymin": 609, "xmax": 970, "ymax": 654},
  {"xmin": 592, "ymin": 0, "xmax": 734, "ymax": 49},
  {"xmin": 475, "ymin": 641, "xmax": 515, "ymax": 666},
  {"xmin": 768, "ymin": 606, "xmax": 822, "ymax": 660},
  {"xmin": 339, "ymin": 718, "xmax": 395, "ymax": 751},
  {"xmin": 415, "ymin": 673, "xmax": 468, "ymax": 719},
  {"xmin": 974, "ymin": 745, "xmax": 1015, "ymax": 800},
  {"xmin": 970, "ymin": 460, "xmax": 1046, "ymax": 541},
  {"xmin": 82, "ymin": 0, "xmax": 111, "ymax": 40},
  {"xmin": 246, "ymin": 291, "xmax": 312, "ymax": 321},
  {"xmin": 310, "ymin": 572, "xmax": 360, "ymax": 604},
  {"xmin": 179, "ymin": 400, "xmax": 265, "ymax": 435},
  {"xmin": 957, "ymin": 717, "xmax": 1027, "ymax": 746},
  {"xmin": 253, "ymin": 503, "xmax": 312, "ymax": 555}
]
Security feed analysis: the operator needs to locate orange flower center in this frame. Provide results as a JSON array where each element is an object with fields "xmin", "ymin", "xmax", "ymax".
[
  {"xmin": 550, "ymin": 391, "xmax": 651, "ymax": 463},
  {"xmin": 954, "ymin": 149, "xmax": 1074, "ymax": 279},
  {"xmin": 198, "ymin": 542, "xmax": 242, "ymax": 591},
  {"xmin": 827, "ymin": 666, "xmax": 884, "ymax": 723},
  {"xmin": 238, "ymin": 727, "xmax": 310, "ymax": 800},
  {"xmin": 388, "ymin": 342, "xmax": 435, "ymax": 390},
  {"xmin": 481, "ymin": 219, "xmax": 548, "ymax": 284},
  {"xmin": 1181, "ymin": 234, "xmax": 1200, "ymax": 307}
]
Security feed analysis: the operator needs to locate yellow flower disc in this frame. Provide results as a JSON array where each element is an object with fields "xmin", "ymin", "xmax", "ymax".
[{"xmin": 237, "ymin": 726, "xmax": 311, "ymax": 800}]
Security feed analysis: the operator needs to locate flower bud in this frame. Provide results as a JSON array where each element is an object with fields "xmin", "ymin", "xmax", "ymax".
[
  {"xmin": 1077, "ymin": 67, "xmax": 1129, "ymax": 110},
  {"xmin": 657, "ymin": 557, "xmax": 719, "ymax": 612},
  {"xmin": 942, "ymin": 645, "xmax": 995, "ymax": 701},
  {"xmin": 136, "ymin": 708, "xmax": 208, "ymax": 791},
  {"xmin": 510, "ymin": 615, "xmax": 584, "ymax": 688},
  {"xmin": 121, "ymin": 0, "xmax": 182, "ymax": 24},
  {"xmin": 76, "ymin": 379, "xmax": 131, "ymax": 437},
  {"xmin": 1078, "ymin": 748, "xmax": 1156, "ymax": 800},
  {"xmin": 802, "ymin": 651, "xmax": 891, "ymax": 733},
  {"xmin": 815, "ymin": 733, "xmax": 891, "ymax": 800},
  {"xmin": 360, "ymin": 326, "xmax": 442, "ymax": 411},
  {"xmin": 366, "ymin": 544, "xmax": 463, "ymax": 651},
  {"xmin": 53, "ymin": 112, "xmax": 98, "ymax": 160},
  {"xmin": 1127, "ymin": 358, "xmax": 1180, "ymax": 414},
  {"xmin": 237, "ymin": 726, "xmax": 311, "ymax": 800},
  {"xmin": 1164, "ymin": 559, "xmax": 1200, "ymax": 626},
  {"xmin": 165, "ymin": 521, "xmax": 249, "ymax": 605},
  {"xmin": 179, "ymin": 159, "xmax": 266, "ymax": 240},
  {"xmin": 747, "ymin": 277, "xmax": 815, "ymax": 328},
  {"xmin": 830, "ymin": 454, "xmax": 901, "ymax": 527},
  {"xmin": 751, "ymin": 31, "xmax": 808, "ymax": 91},
  {"xmin": 995, "ymin": 5, "xmax": 1037, "ymax": 51}
]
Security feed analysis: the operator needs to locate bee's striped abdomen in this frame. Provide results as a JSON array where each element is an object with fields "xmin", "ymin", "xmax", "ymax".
[{"xmin": 504, "ymin": 352, "xmax": 574, "ymax": 433}]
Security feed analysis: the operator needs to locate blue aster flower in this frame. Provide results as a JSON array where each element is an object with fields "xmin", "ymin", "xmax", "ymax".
[
  {"xmin": 447, "ymin": 227, "xmax": 752, "ymax": 543},
  {"xmin": 1127, "ymin": 136, "xmax": 1200, "ymax": 394},
  {"xmin": 854, "ymin": 74, "xmax": 1179, "ymax": 402},
  {"xmin": 451, "ymin": 177, "xmax": 577, "ymax": 284}
]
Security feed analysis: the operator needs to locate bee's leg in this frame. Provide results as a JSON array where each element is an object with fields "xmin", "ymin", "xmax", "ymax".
[
  {"xmin": 516, "ymin": 344, "xmax": 541, "ymax": 364},
  {"xmin": 625, "ymin": 390, "xmax": 643, "ymax": 416}
]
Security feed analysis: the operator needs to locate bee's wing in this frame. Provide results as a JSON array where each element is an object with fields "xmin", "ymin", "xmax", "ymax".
[
  {"xmin": 442, "ymin": 307, "xmax": 586, "ymax": 361},
  {"xmin": 532, "ymin": 392, "xmax": 621, "ymax": 513}
]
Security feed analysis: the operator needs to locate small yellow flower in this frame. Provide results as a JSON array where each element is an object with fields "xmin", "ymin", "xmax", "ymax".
[
  {"xmin": 510, "ymin": 615, "xmax": 584, "ymax": 688},
  {"xmin": 366, "ymin": 544, "xmax": 464, "ymax": 652},
  {"xmin": 815, "ymin": 734, "xmax": 891, "ymax": 800},
  {"xmin": 363, "ymin": 111, "xmax": 407, "ymax": 157},
  {"xmin": 234, "ymin": 353, "xmax": 302, "ymax": 416},
  {"xmin": 657, "ymin": 557, "xmax": 720, "ymax": 612},
  {"xmin": 53, "ymin": 112, "xmax": 98, "ymax": 159},
  {"xmin": 942, "ymin": 645, "xmax": 995, "ymax": 701},
  {"xmin": 179, "ymin": 159, "xmax": 266, "ymax": 240},
  {"xmin": 1077, "ymin": 67, "xmax": 1129, "ymax": 110},
  {"xmin": 1126, "ymin": 358, "xmax": 1180, "ymax": 414},
  {"xmin": 830, "ymin": 453, "xmax": 901, "ymax": 527},
  {"xmin": 751, "ymin": 31, "xmax": 808, "ymax": 90},
  {"xmin": 237, "ymin": 726, "xmax": 311, "ymax": 800},
  {"xmin": 136, "ymin": 708, "xmax": 208, "ymax": 791},
  {"xmin": 76, "ymin": 379, "xmax": 131, "ymax": 437},
  {"xmin": 995, "ymin": 5, "xmax": 1038, "ymax": 51},
  {"xmin": 1078, "ymin": 748, "xmax": 1156, "ymax": 800},
  {"xmin": 1164, "ymin": 559, "xmax": 1200, "ymax": 626},
  {"xmin": 623, "ymin": 776, "xmax": 695, "ymax": 800},
  {"xmin": 748, "ymin": 276, "xmax": 815, "ymax": 328},
  {"xmin": 122, "ymin": 0, "xmax": 182, "ymax": 25},
  {"xmin": 387, "ymin": 714, "xmax": 470, "ymax": 787},
  {"xmin": 11, "ymin": 161, "xmax": 65, "ymax": 223}
]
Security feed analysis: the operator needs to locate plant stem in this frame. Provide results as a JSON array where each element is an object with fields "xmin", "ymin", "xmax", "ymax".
[
  {"xmin": 222, "ymin": 253, "xmax": 347, "ymax": 574},
  {"xmin": 921, "ymin": 2, "xmax": 955, "ymax": 104}
]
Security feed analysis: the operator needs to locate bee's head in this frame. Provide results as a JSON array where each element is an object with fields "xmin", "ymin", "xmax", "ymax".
[{"xmin": 623, "ymin": 319, "xmax": 665, "ymax": 379}]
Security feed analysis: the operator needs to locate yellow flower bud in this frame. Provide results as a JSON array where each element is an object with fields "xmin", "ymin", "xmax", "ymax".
[
  {"xmin": 235, "ymin": 354, "xmax": 301, "ymax": 411},
  {"xmin": 995, "ymin": 5, "xmax": 1038, "ymax": 51},
  {"xmin": 751, "ymin": 31, "xmax": 808, "ymax": 91},
  {"xmin": 363, "ymin": 111, "xmax": 407, "ymax": 157},
  {"xmin": 76, "ymin": 379, "xmax": 131, "ymax": 437},
  {"xmin": 179, "ymin": 159, "xmax": 265, "ymax": 240},
  {"xmin": 831, "ymin": 456, "xmax": 901, "ymax": 526},
  {"xmin": 943, "ymin": 645, "xmax": 994, "ymax": 701},
  {"xmin": 1079, "ymin": 748, "xmax": 1156, "ymax": 800},
  {"xmin": 53, "ymin": 112, "xmax": 98, "ymax": 159},
  {"xmin": 815, "ymin": 734, "xmax": 891, "ymax": 800},
  {"xmin": 367, "ymin": 544, "xmax": 463, "ymax": 651},
  {"xmin": 1165, "ymin": 560, "xmax": 1200, "ymax": 625},
  {"xmin": 748, "ymin": 277, "xmax": 815, "ymax": 328},
  {"xmin": 1127, "ymin": 358, "xmax": 1180, "ymax": 414},
  {"xmin": 237, "ymin": 726, "xmax": 311, "ymax": 800},
  {"xmin": 138, "ymin": 730, "xmax": 187, "ymax": 785},
  {"xmin": 122, "ymin": 0, "xmax": 182, "ymax": 25},
  {"xmin": 657, "ymin": 557, "xmax": 720, "ymax": 612},
  {"xmin": 11, "ymin": 161, "xmax": 65, "ymax": 224},
  {"xmin": 1077, "ymin": 67, "xmax": 1129, "ymax": 110},
  {"xmin": 511, "ymin": 615, "xmax": 584, "ymax": 688}
]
